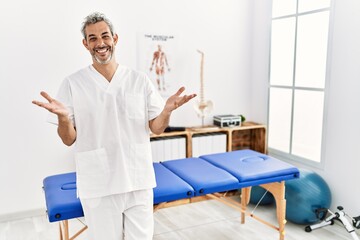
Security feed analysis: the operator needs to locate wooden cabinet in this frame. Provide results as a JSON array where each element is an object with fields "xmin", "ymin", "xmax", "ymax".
[{"xmin": 151, "ymin": 121, "xmax": 267, "ymax": 158}]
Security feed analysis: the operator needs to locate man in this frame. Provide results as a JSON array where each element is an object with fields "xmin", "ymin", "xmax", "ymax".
[
  {"xmin": 32, "ymin": 12, "xmax": 196, "ymax": 240},
  {"xmin": 150, "ymin": 44, "xmax": 170, "ymax": 91}
]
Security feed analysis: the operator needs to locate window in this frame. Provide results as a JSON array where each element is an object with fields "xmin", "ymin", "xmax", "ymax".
[{"xmin": 268, "ymin": 0, "xmax": 331, "ymax": 165}]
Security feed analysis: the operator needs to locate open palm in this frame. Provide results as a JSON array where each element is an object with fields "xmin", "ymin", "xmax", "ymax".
[
  {"xmin": 32, "ymin": 91, "xmax": 69, "ymax": 117},
  {"xmin": 165, "ymin": 87, "xmax": 197, "ymax": 112}
]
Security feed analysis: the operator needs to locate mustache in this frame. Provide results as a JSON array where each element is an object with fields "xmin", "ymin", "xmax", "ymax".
[{"xmin": 95, "ymin": 45, "xmax": 110, "ymax": 50}]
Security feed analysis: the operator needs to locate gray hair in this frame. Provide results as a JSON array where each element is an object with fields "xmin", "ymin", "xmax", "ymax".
[{"xmin": 81, "ymin": 12, "xmax": 115, "ymax": 40}]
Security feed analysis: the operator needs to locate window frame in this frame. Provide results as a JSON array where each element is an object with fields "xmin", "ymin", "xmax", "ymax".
[{"xmin": 267, "ymin": 0, "xmax": 334, "ymax": 168}]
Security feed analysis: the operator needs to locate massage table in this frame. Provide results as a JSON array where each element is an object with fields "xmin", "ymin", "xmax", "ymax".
[{"xmin": 43, "ymin": 149, "xmax": 299, "ymax": 240}]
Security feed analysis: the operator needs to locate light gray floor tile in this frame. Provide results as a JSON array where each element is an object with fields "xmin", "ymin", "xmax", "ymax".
[{"xmin": 0, "ymin": 199, "xmax": 357, "ymax": 240}]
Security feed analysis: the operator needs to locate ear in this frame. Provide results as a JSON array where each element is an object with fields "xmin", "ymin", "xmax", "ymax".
[
  {"xmin": 82, "ymin": 38, "xmax": 89, "ymax": 50},
  {"xmin": 113, "ymin": 34, "xmax": 119, "ymax": 45}
]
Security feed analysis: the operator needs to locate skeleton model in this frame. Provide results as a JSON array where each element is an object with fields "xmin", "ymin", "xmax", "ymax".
[{"xmin": 193, "ymin": 50, "xmax": 213, "ymax": 126}]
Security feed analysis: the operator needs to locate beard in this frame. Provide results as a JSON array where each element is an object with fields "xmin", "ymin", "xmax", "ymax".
[{"xmin": 91, "ymin": 44, "xmax": 114, "ymax": 64}]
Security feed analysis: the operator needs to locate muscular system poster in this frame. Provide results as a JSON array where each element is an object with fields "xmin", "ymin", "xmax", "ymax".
[{"xmin": 137, "ymin": 33, "xmax": 178, "ymax": 98}]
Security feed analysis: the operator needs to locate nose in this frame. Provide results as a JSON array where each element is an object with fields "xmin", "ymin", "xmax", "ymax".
[{"xmin": 95, "ymin": 38, "xmax": 105, "ymax": 47}]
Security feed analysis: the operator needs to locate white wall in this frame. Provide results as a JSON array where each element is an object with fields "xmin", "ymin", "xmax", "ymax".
[
  {"xmin": 322, "ymin": 0, "xmax": 360, "ymax": 215},
  {"xmin": 0, "ymin": 0, "xmax": 252, "ymax": 218},
  {"xmin": 250, "ymin": 0, "xmax": 360, "ymax": 215},
  {"xmin": 2, "ymin": 0, "xmax": 360, "ymax": 220}
]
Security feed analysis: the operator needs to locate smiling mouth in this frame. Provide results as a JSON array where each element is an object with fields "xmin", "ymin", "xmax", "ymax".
[{"xmin": 95, "ymin": 47, "xmax": 109, "ymax": 54}]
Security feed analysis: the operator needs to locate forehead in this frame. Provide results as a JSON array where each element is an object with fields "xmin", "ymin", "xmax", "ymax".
[{"xmin": 85, "ymin": 21, "xmax": 111, "ymax": 37}]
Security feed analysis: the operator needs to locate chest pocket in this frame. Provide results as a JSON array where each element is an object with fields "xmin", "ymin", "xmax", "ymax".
[{"xmin": 125, "ymin": 93, "xmax": 146, "ymax": 119}]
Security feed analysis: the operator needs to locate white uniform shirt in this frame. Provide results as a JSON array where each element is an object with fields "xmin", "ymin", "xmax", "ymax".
[{"xmin": 50, "ymin": 65, "xmax": 165, "ymax": 199}]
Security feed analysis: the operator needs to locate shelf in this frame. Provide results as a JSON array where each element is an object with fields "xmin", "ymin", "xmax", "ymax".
[{"xmin": 150, "ymin": 122, "xmax": 267, "ymax": 157}]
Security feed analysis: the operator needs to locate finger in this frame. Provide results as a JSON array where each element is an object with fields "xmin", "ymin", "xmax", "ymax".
[
  {"xmin": 174, "ymin": 86, "xmax": 185, "ymax": 96},
  {"xmin": 32, "ymin": 100, "xmax": 56, "ymax": 113},
  {"xmin": 187, "ymin": 94, "xmax": 197, "ymax": 101},
  {"xmin": 180, "ymin": 94, "xmax": 197, "ymax": 104},
  {"xmin": 177, "ymin": 96, "xmax": 190, "ymax": 106},
  {"xmin": 32, "ymin": 100, "xmax": 42, "ymax": 106},
  {"xmin": 32, "ymin": 100, "xmax": 48, "ymax": 108},
  {"xmin": 40, "ymin": 91, "xmax": 54, "ymax": 103}
]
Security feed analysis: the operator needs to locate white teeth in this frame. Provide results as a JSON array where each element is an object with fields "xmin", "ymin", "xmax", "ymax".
[{"xmin": 96, "ymin": 48, "xmax": 108, "ymax": 53}]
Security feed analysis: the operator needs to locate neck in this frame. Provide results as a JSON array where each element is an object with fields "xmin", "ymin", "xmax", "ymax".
[{"xmin": 92, "ymin": 60, "xmax": 118, "ymax": 82}]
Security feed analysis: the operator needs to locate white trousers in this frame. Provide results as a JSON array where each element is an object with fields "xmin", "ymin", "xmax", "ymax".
[{"xmin": 80, "ymin": 189, "xmax": 154, "ymax": 240}]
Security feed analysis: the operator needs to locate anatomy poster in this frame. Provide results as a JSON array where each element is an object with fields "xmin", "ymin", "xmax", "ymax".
[{"xmin": 137, "ymin": 33, "xmax": 179, "ymax": 98}]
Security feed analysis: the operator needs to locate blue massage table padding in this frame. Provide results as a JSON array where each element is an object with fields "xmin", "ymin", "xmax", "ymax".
[
  {"xmin": 161, "ymin": 158, "xmax": 240, "ymax": 195},
  {"xmin": 43, "ymin": 150, "xmax": 300, "ymax": 223},
  {"xmin": 43, "ymin": 163, "xmax": 196, "ymax": 222},
  {"xmin": 153, "ymin": 163, "xmax": 195, "ymax": 204},
  {"xmin": 200, "ymin": 149, "xmax": 300, "ymax": 188},
  {"xmin": 43, "ymin": 172, "xmax": 83, "ymax": 222}
]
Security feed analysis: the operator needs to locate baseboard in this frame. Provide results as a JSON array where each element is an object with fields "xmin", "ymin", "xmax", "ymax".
[{"xmin": 0, "ymin": 208, "xmax": 46, "ymax": 223}]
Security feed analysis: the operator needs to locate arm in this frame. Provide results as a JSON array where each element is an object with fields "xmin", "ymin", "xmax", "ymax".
[
  {"xmin": 150, "ymin": 52, "xmax": 158, "ymax": 71},
  {"xmin": 57, "ymin": 115, "xmax": 77, "ymax": 146},
  {"xmin": 32, "ymin": 91, "xmax": 76, "ymax": 146},
  {"xmin": 149, "ymin": 87, "xmax": 196, "ymax": 135},
  {"xmin": 164, "ymin": 54, "xmax": 170, "ymax": 71}
]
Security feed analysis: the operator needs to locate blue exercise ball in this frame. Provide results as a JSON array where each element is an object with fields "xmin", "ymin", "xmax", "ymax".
[
  {"xmin": 285, "ymin": 169, "xmax": 332, "ymax": 225},
  {"xmin": 250, "ymin": 186, "xmax": 275, "ymax": 205}
]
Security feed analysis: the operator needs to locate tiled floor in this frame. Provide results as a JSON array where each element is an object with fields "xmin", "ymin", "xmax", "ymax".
[{"xmin": 0, "ymin": 199, "xmax": 356, "ymax": 240}]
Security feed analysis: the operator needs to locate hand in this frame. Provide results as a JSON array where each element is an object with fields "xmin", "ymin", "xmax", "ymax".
[
  {"xmin": 164, "ymin": 87, "xmax": 197, "ymax": 113},
  {"xmin": 32, "ymin": 91, "xmax": 69, "ymax": 118}
]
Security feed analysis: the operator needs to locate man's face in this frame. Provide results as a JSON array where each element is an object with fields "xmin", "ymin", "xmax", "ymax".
[{"xmin": 82, "ymin": 21, "xmax": 118, "ymax": 65}]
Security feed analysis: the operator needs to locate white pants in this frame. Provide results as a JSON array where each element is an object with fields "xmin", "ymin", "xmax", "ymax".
[{"xmin": 80, "ymin": 189, "xmax": 154, "ymax": 240}]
